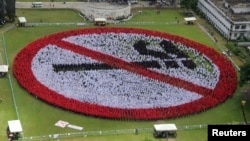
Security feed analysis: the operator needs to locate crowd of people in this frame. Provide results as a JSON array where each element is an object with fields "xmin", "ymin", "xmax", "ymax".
[
  {"xmin": 30, "ymin": 44, "xmax": 203, "ymax": 109},
  {"xmin": 13, "ymin": 27, "xmax": 238, "ymax": 120},
  {"xmin": 63, "ymin": 31, "xmax": 220, "ymax": 89}
]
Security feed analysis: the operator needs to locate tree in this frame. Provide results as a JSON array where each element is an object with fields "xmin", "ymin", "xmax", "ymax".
[
  {"xmin": 180, "ymin": 0, "xmax": 198, "ymax": 11},
  {"xmin": 180, "ymin": 0, "xmax": 190, "ymax": 9},
  {"xmin": 239, "ymin": 63, "xmax": 250, "ymax": 87}
]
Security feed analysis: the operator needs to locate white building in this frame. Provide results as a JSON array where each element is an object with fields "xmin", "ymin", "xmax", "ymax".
[{"xmin": 197, "ymin": 0, "xmax": 250, "ymax": 40}]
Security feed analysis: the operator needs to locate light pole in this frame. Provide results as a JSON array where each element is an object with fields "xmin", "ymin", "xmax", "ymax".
[{"xmin": 241, "ymin": 100, "xmax": 247, "ymax": 125}]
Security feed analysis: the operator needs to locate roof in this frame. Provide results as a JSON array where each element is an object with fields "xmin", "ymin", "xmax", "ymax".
[
  {"xmin": 94, "ymin": 18, "xmax": 107, "ymax": 22},
  {"xmin": 225, "ymin": 0, "xmax": 250, "ymax": 5},
  {"xmin": 184, "ymin": 17, "xmax": 197, "ymax": 22},
  {"xmin": 8, "ymin": 120, "xmax": 23, "ymax": 133},
  {"xmin": 18, "ymin": 17, "xmax": 26, "ymax": 23},
  {"xmin": 210, "ymin": 0, "xmax": 250, "ymax": 22},
  {"xmin": 154, "ymin": 124, "xmax": 177, "ymax": 132},
  {"xmin": 0, "ymin": 65, "xmax": 8, "ymax": 72}
]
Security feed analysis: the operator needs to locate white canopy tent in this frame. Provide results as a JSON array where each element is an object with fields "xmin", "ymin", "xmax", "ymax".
[
  {"xmin": 154, "ymin": 124, "xmax": 177, "ymax": 132},
  {"xmin": 94, "ymin": 18, "xmax": 107, "ymax": 26},
  {"xmin": 94, "ymin": 18, "xmax": 107, "ymax": 22},
  {"xmin": 0, "ymin": 65, "xmax": 8, "ymax": 73},
  {"xmin": 0, "ymin": 65, "xmax": 8, "ymax": 77},
  {"xmin": 153, "ymin": 124, "xmax": 177, "ymax": 138},
  {"xmin": 18, "ymin": 17, "xmax": 27, "ymax": 27},
  {"xmin": 8, "ymin": 120, "xmax": 23, "ymax": 133},
  {"xmin": 184, "ymin": 17, "xmax": 197, "ymax": 22},
  {"xmin": 184, "ymin": 17, "xmax": 196, "ymax": 24},
  {"xmin": 18, "ymin": 17, "xmax": 26, "ymax": 24}
]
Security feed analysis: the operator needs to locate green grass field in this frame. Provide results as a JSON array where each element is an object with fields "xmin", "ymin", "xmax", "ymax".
[{"xmin": 0, "ymin": 7, "xmax": 249, "ymax": 141}]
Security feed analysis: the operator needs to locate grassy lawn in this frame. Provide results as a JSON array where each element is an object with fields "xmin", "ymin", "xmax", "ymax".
[
  {"xmin": 16, "ymin": 9, "xmax": 84, "ymax": 23},
  {"xmin": 0, "ymin": 7, "xmax": 249, "ymax": 141}
]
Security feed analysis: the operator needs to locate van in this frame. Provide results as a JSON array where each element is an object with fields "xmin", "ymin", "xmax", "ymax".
[{"xmin": 32, "ymin": 2, "xmax": 42, "ymax": 8}]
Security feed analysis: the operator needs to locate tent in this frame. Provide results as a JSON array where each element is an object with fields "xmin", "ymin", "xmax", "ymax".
[
  {"xmin": 0, "ymin": 65, "xmax": 8, "ymax": 77},
  {"xmin": 18, "ymin": 17, "xmax": 26, "ymax": 27},
  {"xmin": 8, "ymin": 120, "xmax": 23, "ymax": 133},
  {"xmin": 184, "ymin": 17, "xmax": 196, "ymax": 24},
  {"xmin": 94, "ymin": 18, "xmax": 107, "ymax": 26},
  {"xmin": 0, "ymin": 65, "xmax": 8, "ymax": 72},
  {"xmin": 153, "ymin": 124, "xmax": 177, "ymax": 138},
  {"xmin": 154, "ymin": 123, "xmax": 177, "ymax": 131},
  {"xmin": 7, "ymin": 120, "xmax": 22, "ymax": 140}
]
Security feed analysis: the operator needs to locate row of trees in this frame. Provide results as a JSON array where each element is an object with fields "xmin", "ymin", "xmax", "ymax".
[
  {"xmin": 179, "ymin": 0, "xmax": 198, "ymax": 11},
  {"xmin": 0, "ymin": 0, "xmax": 15, "ymax": 25}
]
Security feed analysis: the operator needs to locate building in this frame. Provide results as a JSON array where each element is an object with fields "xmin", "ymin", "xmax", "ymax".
[
  {"xmin": 0, "ymin": 0, "xmax": 15, "ymax": 25},
  {"xmin": 197, "ymin": 0, "xmax": 250, "ymax": 40}
]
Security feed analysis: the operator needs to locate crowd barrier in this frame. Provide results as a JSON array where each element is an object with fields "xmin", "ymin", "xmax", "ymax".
[
  {"xmin": 2, "ymin": 27, "xmax": 20, "ymax": 120},
  {"xmin": 18, "ymin": 124, "xmax": 208, "ymax": 140},
  {"xmin": 18, "ymin": 122, "xmax": 249, "ymax": 141},
  {"xmin": 26, "ymin": 22, "xmax": 87, "ymax": 27},
  {"xmin": 24, "ymin": 21, "xmax": 179, "ymax": 27}
]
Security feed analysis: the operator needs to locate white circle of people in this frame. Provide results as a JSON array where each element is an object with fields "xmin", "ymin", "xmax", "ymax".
[{"xmin": 31, "ymin": 33, "xmax": 219, "ymax": 109}]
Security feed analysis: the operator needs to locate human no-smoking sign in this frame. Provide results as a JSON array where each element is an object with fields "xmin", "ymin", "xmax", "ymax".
[{"xmin": 13, "ymin": 27, "xmax": 237, "ymax": 120}]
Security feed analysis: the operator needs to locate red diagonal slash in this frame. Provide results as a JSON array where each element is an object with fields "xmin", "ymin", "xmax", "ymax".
[{"xmin": 54, "ymin": 40, "xmax": 213, "ymax": 96}]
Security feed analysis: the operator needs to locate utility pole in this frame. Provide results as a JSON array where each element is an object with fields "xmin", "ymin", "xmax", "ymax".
[{"xmin": 241, "ymin": 100, "xmax": 248, "ymax": 125}]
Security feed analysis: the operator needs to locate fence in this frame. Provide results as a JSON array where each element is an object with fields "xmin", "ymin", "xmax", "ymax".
[
  {"xmin": 24, "ymin": 21, "xmax": 179, "ymax": 27},
  {"xmin": 2, "ymin": 26, "xmax": 21, "ymax": 120},
  {"xmin": 26, "ymin": 22, "xmax": 87, "ymax": 27},
  {"xmin": 17, "ymin": 124, "xmax": 208, "ymax": 141},
  {"xmin": 18, "ymin": 122, "xmax": 248, "ymax": 141}
]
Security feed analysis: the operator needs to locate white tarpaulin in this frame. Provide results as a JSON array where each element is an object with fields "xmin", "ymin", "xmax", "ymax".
[
  {"xmin": 0, "ymin": 65, "xmax": 8, "ymax": 72},
  {"xmin": 54, "ymin": 120, "xmax": 69, "ymax": 128},
  {"xmin": 8, "ymin": 120, "xmax": 23, "ymax": 133},
  {"xmin": 154, "ymin": 124, "xmax": 177, "ymax": 132}
]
